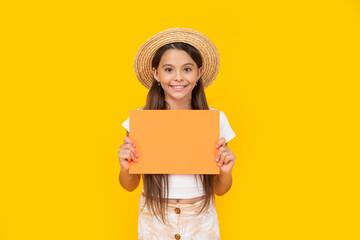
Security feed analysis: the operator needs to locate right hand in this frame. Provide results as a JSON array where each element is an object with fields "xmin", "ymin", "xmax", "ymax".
[{"xmin": 118, "ymin": 136, "xmax": 138, "ymax": 172}]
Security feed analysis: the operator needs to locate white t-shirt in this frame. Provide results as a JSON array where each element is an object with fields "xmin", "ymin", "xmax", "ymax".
[{"xmin": 121, "ymin": 106, "xmax": 236, "ymax": 199}]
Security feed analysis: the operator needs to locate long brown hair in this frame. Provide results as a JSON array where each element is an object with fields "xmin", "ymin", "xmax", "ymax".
[{"xmin": 141, "ymin": 42, "xmax": 215, "ymax": 225}]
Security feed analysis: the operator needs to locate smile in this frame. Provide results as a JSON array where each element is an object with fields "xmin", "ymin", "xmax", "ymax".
[{"xmin": 170, "ymin": 85, "xmax": 187, "ymax": 92}]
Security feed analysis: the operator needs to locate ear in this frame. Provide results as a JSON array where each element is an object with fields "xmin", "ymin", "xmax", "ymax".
[
  {"xmin": 152, "ymin": 67, "xmax": 159, "ymax": 81},
  {"xmin": 198, "ymin": 67, "xmax": 203, "ymax": 78}
]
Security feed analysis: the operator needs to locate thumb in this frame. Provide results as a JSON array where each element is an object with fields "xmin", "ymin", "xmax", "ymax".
[
  {"xmin": 124, "ymin": 136, "xmax": 136, "ymax": 147},
  {"xmin": 216, "ymin": 137, "xmax": 226, "ymax": 149}
]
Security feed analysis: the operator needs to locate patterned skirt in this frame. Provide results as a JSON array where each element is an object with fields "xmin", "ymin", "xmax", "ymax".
[{"xmin": 138, "ymin": 194, "xmax": 220, "ymax": 240}]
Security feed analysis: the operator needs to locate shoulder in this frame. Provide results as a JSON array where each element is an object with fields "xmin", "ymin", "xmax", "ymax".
[
  {"xmin": 124, "ymin": 106, "xmax": 145, "ymax": 120},
  {"xmin": 138, "ymin": 106, "xmax": 145, "ymax": 110},
  {"xmin": 209, "ymin": 106, "xmax": 228, "ymax": 120},
  {"xmin": 209, "ymin": 107, "xmax": 236, "ymax": 143},
  {"xmin": 121, "ymin": 106, "xmax": 145, "ymax": 129},
  {"xmin": 130, "ymin": 106, "xmax": 146, "ymax": 112}
]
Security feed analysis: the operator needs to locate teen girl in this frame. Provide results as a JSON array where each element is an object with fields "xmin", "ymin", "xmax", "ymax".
[{"xmin": 118, "ymin": 28, "xmax": 236, "ymax": 240}]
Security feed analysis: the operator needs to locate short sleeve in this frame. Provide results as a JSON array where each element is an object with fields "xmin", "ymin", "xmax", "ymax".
[
  {"xmin": 121, "ymin": 106, "xmax": 145, "ymax": 132},
  {"xmin": 121, "ymin": 117, "xmax": 129, "ymax": 132},
  {"xmin": 219, "ymin": 110, "xmax": 236, "ymax": 143}
]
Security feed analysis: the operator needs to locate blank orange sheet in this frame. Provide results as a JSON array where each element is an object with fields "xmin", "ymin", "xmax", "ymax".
[{"xmin": 129, "ymin": 110, "xmax": 220, "ymax": 174}]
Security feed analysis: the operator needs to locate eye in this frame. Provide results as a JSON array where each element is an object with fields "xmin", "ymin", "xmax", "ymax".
[
  {"xmin": 184, "ymin": 67, "xmax": 192, "ymax": 72},
  {"xmin": 165, "ymin": 68, "xmax": 173, "ymax": 72}
]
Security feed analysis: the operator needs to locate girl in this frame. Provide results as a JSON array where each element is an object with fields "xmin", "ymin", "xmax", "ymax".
[{"xmin": 118, "ymin": 28, "xmax": 236, "ymax": 240}]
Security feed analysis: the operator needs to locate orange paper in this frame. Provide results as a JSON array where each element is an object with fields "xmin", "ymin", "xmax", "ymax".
[{"xmin": 129, "ymin": 110, "xmax": 220, "ymax": 174}]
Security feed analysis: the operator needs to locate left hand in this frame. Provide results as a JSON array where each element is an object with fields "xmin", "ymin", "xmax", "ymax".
[{"xmin": 215, "ymin": 137, "xmax": 236, "ymax": 174}]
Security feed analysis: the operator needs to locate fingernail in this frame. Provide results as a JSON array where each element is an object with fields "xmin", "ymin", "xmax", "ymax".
[
  {"xmin": 136, "ymin": 154, "xmax": 139, "ymax": 158},
  {"xmin": 218, "ymin": 162, "xmax": 221, "ymax": 166},
  {"xmin": 216, "ymin": 144, "xmax": 219, "ymax": 148},
  {"xmin": 133, "ymin": 144, "xmax": 136, "ymax": 147},
  {"xmin": 215, "ymin": 158, "xmax": 219, "ymax": 162}
]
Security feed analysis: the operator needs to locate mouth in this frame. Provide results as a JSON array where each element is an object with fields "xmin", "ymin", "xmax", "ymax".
[{"xmin": 170, "ymin": 85, "xmax": 187, "ymax": 92}]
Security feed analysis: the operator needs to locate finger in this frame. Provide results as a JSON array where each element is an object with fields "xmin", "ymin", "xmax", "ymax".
[
  {"xmin": 215, "ymin": 146, "xmax": 228, "ymax": 162},
  {"xmin": 125, "ymin": 149, "xmax": 137, "ymax": 162},
  {"xmin": 218, "ymin": 151, "xmax": 230, "ymax": 166},
  {"xmin": 126, "ymin": 143, "xmax": 139, "ymax": 159},
  {"xmin": 120, "ymin": 149, "xmax": 137, "ymax": 163},
  {"xmin": 129, "ymin": 150, "xmax": 137, "ymax": 162},
  {"xmin": 223, "ymin": 154, "xmax": 233, "ymax": 165},
  {"xmin": 222, "ymin": 150, "xmax": 233, "ymax": 164},
  {"xmin": 124, "ymin": 136, "xmax": 136, "ymax": 147},
  {"xmin": 219, "ymin": 151, "xmax": 230, "ymax": 166},
  {"xmin": 215, "ymin": 137, "xmax": 226, "ymax": 149}
]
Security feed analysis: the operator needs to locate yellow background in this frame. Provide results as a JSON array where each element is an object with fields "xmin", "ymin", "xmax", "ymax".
[{"xmin": 1, "ymin": 0, "xmax": 359, "ymax": 239}]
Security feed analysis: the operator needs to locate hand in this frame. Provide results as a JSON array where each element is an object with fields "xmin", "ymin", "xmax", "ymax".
[
  {"xmin": 215, "ymin": 137, "xmax": 236, "ymax": 174},
  {"xmin": 118, "ymin": 136, "xmax": 138, "ymax": 172}
]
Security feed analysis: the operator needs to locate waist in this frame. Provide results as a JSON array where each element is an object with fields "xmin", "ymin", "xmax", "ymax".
[{"xmin": 141, "ymin": 192, "xmax": 205, "ymax": 204}]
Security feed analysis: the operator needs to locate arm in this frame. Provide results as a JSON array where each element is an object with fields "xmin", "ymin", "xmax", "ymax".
[
  {"xmin": 214, "ymin": 172, "xmax": 232, "ymax": 196},
  {"xmin": 118, "ymin": 131, "xmax": 142, "ymax": 192},
  {"xmin": 119, "ymin": 169, "xmax": 141, "ymax": 192}
]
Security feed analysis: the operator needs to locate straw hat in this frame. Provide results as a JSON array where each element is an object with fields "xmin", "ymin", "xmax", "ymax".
[{"xmin": 133, "ymin": 27, "xmax": 220, "ymax": 89}]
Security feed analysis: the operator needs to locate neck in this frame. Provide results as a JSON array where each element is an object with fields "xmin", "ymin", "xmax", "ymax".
[{"xmin": 165, "ymin": 97, "xmax": 192, "ymax": 110}]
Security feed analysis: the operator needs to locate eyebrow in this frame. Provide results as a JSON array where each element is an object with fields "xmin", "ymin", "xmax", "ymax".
[{"xmin": 161, "ymin": 63, "xmax": 194, "ymax": 68}]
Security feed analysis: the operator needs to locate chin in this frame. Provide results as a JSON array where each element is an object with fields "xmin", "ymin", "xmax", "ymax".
[{"xmin": 168, "ymin": 93, "xmax": 191, "ymax": 100}]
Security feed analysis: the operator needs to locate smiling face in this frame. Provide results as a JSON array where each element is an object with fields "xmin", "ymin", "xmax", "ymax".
[{"xmin": 152, "ymin": 49, "xmax": 203, "ymax": 109}]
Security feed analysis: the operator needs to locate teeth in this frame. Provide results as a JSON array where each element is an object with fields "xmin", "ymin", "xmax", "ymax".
[{"xmin": 172, "ymin": 86, "xmax": 185, "ymax": 89}]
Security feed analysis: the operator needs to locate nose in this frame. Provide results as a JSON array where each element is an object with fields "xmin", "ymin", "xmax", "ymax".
[{"xmin": 174, "ymin": 70, "xmax": 184, "ymax": 81}]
